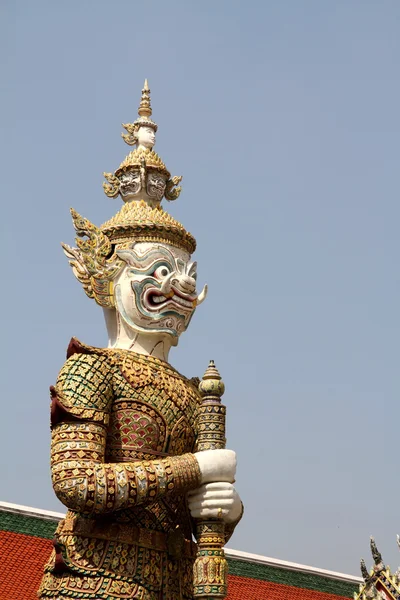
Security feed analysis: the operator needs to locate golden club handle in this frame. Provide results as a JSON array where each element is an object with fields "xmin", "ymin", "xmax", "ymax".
[{"xmin": 193, "ymin": 361, "xmax": 228, "ymax": 599}]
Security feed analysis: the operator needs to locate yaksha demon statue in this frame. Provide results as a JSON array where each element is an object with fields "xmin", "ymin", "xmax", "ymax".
[{"xmin": 38, "ymin": 81, "xmax": 243, "ymax": 600}]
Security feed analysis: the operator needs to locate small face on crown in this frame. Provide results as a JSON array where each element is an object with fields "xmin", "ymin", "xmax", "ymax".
[
  {"xmin": 137, "ymin": 126, "xmax": 156, "ymax": 150},
  {"xmin": 147, "ymin": 171, "xmax": 167, "ymax": 202},
  {"xmin": 113, "ymin": 242, "xmax": 207, "ymax": 343},
  {"xmin": 119, "ymin": 170, "xmax": 141, "ymax": 201}
]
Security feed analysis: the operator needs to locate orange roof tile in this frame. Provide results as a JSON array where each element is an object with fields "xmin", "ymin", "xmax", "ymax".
[
  {"xmin": 226, "ymin": 574, "xmax": 352, "ymax": 600},
  {"xmin": 0, "ymin": 531, "xmax": 53, "ymax": 600}
]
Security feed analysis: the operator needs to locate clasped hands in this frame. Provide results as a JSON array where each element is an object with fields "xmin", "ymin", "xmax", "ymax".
[{"xmin": 188, "ymin": 449, "xmax": 242, "ymax": 524}]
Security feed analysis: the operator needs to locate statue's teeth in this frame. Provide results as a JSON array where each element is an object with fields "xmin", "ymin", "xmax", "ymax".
[{"xmin": 172, "ymin": 295, "xmax": 193, "ymax": 308}]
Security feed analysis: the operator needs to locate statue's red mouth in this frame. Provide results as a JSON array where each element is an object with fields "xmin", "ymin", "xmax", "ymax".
[{"xmin": 144, "ymin": 288, "xmax": 196, "ymax": 311}]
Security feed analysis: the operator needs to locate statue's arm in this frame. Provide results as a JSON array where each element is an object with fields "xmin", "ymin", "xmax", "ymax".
[
  {"xmin": 50, "ymin": 352, "xmax": 201, "ymax": 515},
  {"xmin": 51, "ymin": 419, "xmax": 200, "ymax": 515}
]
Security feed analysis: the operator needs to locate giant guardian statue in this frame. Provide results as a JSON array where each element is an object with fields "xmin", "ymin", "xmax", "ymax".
[{"xmin": 38, "ymin": 81, "xmax": 243, "ymax": 600}]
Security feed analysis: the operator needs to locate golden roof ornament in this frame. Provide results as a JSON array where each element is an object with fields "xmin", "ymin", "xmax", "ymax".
[
  {"xmin": 355, "ymin": 537, "xmax": 400, "ymax": 600},
  {"xmin": 103, "ymin": 79, "xmax": 182, "ymax": 206}
]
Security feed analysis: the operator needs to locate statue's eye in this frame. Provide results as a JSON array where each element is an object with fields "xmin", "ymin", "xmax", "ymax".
[{"xmin": 154, "ymin": 266, "xmax": 171, "ymax": 279}]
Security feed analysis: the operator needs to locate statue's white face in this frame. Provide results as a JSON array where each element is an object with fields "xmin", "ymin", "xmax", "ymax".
[
  {"xmin": 113, "ymin": 242, "xmax": 207, "ymax": 344},
  {"xmin": 136, "ymin": 126, "xmax": 156, "ymax": 149}
]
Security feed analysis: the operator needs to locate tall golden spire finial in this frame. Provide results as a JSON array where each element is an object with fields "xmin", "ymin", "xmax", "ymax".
[{"xmin": 138, "ymin": 79, "xmax": 152, "ymax": 118}]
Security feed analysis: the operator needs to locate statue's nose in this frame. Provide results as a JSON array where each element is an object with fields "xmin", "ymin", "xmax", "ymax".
[{"xmin": 173, "ymin": 274, "xmax": 196, "ymax": 295}]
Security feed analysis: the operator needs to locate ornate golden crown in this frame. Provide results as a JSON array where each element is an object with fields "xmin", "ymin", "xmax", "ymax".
[
  {"xmin": 62, "ymin": 80, "xmax": 196, "ymax": 309},
  {"xmin": 115, "ymin": 148, "xmax": 170, "ymax": 178},
  {"xmin": 102, "ymin": 81, "xmax": 182, "ymax": 202},
  {"xmin": 100, "ymin": 200, "xmax": 196, "ymax": 254}
]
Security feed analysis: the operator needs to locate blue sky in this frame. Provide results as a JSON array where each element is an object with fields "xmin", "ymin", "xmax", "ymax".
[{"xmin": 1, "ymin": 0, "xmax": 399, "ymax": 574}]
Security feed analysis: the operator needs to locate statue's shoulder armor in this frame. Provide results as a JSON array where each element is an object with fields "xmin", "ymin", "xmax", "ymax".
[{"xmin": 50, "ymin": 338, "xmax": 114, "ymax": 427}]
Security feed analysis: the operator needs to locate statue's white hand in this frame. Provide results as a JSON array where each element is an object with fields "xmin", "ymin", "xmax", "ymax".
[
  {"xmin": 194, "ymin": 449, "xmax": 236, "ymax": 484},
  {"xmin": 187, "ymin": 482, "xmax": 243, "ymax": 524}
]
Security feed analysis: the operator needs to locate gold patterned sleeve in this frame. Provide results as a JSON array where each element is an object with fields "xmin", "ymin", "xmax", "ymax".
[{"xmin": 50, "ymin": 353, "xmax": 201, "ymax": 515}]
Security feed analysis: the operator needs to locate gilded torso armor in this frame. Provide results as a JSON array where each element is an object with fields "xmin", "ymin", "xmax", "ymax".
[{"xmin": 38, "ymin": 339, "xmax": 204, "ymax": 600}]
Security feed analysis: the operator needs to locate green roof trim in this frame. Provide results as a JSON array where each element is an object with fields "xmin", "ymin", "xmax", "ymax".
[
  {"xmin": 227, "ymin": 558, "xmax": 358, "ymax": 597},
  {"xmin": 0, "ymin": 508, "xmax": 358, "ymax": 598},
  {"xmin": 0, "ymin": 510, "xmax": 57, "ymax": 540}
]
